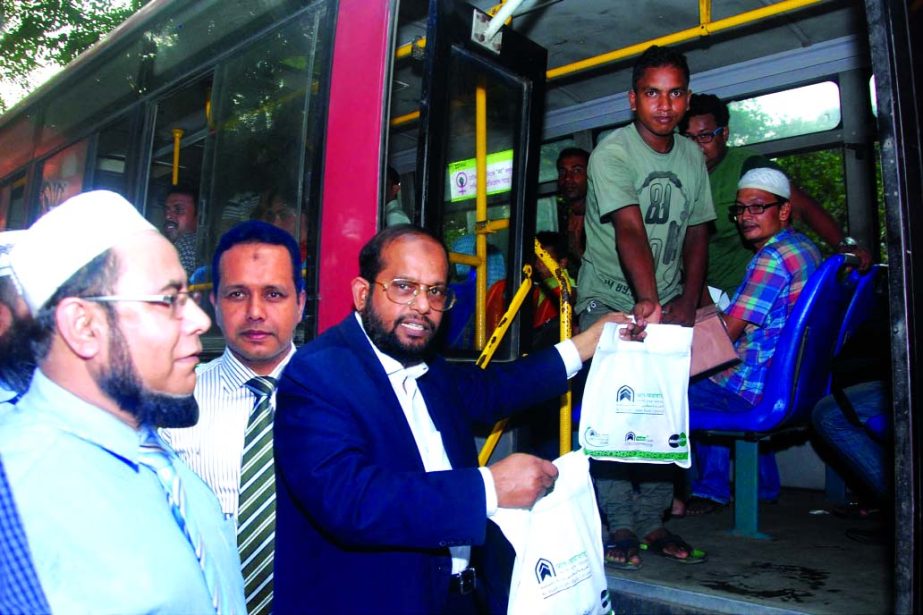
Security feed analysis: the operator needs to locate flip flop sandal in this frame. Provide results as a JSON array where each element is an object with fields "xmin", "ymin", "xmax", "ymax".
[
  {"xmin": 684, "ymin": 496, "xmax": 726, "ymax": 517},
  {"xmin": 641, "ymin": 531, "xmax": 707, "ymax": 565},
  {"xmin": 604, "ymin": 536, "xmax": 643, "ymax": 571}
]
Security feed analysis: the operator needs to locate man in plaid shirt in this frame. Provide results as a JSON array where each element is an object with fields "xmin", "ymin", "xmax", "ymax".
[{"xmin": 684, "ymin": 167, "xmax": 822, "ymax": 516}]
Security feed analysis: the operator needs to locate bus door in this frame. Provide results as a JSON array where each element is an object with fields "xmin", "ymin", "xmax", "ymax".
[{"xmin": 415, "ymin": 0, "xmax": 547, "ymax": 362}]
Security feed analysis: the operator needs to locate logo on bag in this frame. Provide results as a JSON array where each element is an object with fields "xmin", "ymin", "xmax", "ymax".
[
  {"xmin": 600, "ymin": 589, "xmax": 612, "ymax": 610},
  {"xmin": 583, "ymin": 427, "xmax": 609, "ymax": 447},
  {"xmin": 534, "ymin": 558, "xmax": 555, "ymax": 583},
  {"xmin": 624, "ymin": 432, "xmax": 652, "ymax": 447},
  {"xmin": 617, "ymin": 385, "xmax": 634, "ymax": 402},
  {"xmin": 668, "ymin": 432, "xmax": 688, "ymax": 448}
]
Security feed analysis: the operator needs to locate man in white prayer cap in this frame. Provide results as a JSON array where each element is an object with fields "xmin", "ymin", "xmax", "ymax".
[
  {"xmin": 683, "ymin": 168, "xmax": 823, "ymax": 516},
  {"xmin": 0, "ymin": 190, "xmax": 246, "ymax": 614},
  {"xmin": 0, "ymin": 231, "xmax": 34, "ymax": 406}
]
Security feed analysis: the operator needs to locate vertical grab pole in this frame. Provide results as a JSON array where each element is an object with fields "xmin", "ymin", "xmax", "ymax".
[
  {"xmin": 171, "ymin": 128, "xmax": 184, "ymax": 186},
  {"xmin": 474, "ymin": 82, "xmax": 489, "ymax": 350}
]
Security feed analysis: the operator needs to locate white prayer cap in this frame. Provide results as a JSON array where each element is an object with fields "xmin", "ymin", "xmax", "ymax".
[
  {"xmin": 11, "ymin": 190, "xmax": 156, "ymax": 314},
  {"xmin": 0, "ymin": 230, "xmax": 26, "ymax": 280},
  {"xmin": 737, "ymin": 167, "xmax": 791, "ymax": 200}
]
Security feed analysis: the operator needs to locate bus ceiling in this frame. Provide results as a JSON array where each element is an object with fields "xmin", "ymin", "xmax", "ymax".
[{"xmin": 390, "ymin": 0, "xmax": 832, "ymax": 129}]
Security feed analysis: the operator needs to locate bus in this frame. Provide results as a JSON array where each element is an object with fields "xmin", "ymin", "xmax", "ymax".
[{"xmin": 0, "ymin": 0, "xmax": 919, "ymax": 612}]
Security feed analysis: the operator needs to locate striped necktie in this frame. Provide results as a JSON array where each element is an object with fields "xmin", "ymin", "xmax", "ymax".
[
  {"xmin": 239, "ymin": 376, "xmax": 278, "ymax": 615},
  {"xmin": 138, "ymin": 426, "xmax": 223, "ymax": 614}
]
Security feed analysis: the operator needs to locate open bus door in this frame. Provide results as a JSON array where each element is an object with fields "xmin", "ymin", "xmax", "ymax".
[{"xmin": 415, "ymin": 0, "xmax": 547, "ymax": 363}]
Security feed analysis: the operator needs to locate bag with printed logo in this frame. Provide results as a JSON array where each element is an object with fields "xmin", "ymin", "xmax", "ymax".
[
  {"xmin": 491, "ymin": 451, "xmax": 612, "ymax": 615},
  {"xmin": 578, "ymin": 322, "xmax": 693, "ymax": 468}
]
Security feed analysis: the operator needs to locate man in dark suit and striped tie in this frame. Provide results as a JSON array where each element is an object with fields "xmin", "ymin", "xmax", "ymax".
[{"xmin": 164, "ymin": 220, "xmax": 306, "ymax": 615}]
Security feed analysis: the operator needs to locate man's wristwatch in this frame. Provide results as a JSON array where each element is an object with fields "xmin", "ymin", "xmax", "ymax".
[{"xmin": 836, "ymin": 236, "xmax": 859, "ymax": 251}]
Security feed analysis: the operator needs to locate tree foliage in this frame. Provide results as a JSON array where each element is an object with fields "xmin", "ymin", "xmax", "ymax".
[{"xmin": 0, "ymin": 0, "xmax": 150, "ymax": 111}]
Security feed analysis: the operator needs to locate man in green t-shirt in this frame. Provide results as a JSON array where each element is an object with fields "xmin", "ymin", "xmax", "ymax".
[
  {"xmin": 578, "ymin": 45, "xmax": 712, "ymax": 570},
  {"xmin": 678, "ymin": 94, "xmax": 872, "ymax": 298}
]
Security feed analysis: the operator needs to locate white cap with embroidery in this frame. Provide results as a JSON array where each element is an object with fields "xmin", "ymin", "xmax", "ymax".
[
  {"xmin": 10, "ymin": 191, "xmax": 156, "ymax": 315},
  {"xmin": 737, "ymin": 167, "xmax": 791, "ymax": 200}
]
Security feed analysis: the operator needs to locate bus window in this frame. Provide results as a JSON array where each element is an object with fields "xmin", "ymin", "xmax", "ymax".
[
  {"xmin": 0, "ymin": 176, "xmax": 28, "ymax": 230},
  {"xmin": 92, "ymin": 114, "xmax": 136, "ymax": 196},
  {"xmin": 201, "ymin": 4, "xmax": 331, "ymax": 343},
  {"xmin": 38, "ymin": 140, "xmax": 90, "ymax": 215},
  {"xmin": 535, "ymin": 138, "xmax": 576, "ymax": 233},
  {"xmin": 774, "ymin": 148, "xmax": 847, "ymax": 258},
  {"xmin": 145, "ymin": 78, "xmax": 211, "ymax": 276},
  {"xmin": 728, "ymin": 82, "xmax": 841, "ymax": 146}
]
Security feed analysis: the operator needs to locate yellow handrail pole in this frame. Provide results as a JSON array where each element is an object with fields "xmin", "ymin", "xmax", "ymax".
[
  {"xmin": 171, "ymin": 128, "xmax": 184, "ymax": 186},
  {"xmin": 699, "ymin": 0, "xmax": 712, "ymax": 29},
  {"xmin": 390, "ymin": 0, "xmax": 824, "ymax": 128},
  {"xmin": 449, "ymin": 252, "xmax": 481, "ymax": 268},
  {"xmin": 474, "ymin": 82, "xmax": 489, "ymax": 350},
  {"xmin": 390, "ymin": 110, "xmax": 420, "ymax": 128},
  {"xmin": 534, "ymin": 239, "xmax": 576, "ymax": 455},
  {"xmin": 477, "ymin": 268, "xmax": 535, "ymax": 466}
]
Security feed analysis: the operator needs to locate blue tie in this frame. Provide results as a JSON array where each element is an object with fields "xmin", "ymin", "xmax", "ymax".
[{"xmin": 138, "ymin": 426, "xmax": 224, "ymax": 614}]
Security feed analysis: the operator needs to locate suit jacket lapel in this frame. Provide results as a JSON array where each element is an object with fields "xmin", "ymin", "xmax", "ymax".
[{"xmin": 339, "ymin": 314, "xmax": 426, "ymax": 470}]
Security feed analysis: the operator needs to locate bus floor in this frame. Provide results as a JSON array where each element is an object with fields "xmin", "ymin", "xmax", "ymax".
[{"xmin": 605, "ymin": 487, "xmax": 891, "ymax": 614}]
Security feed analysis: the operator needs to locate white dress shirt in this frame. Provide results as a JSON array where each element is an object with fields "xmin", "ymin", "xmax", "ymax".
[
  {"xmin": 162, "ymin": 345, "xmax": 295, "ymax": 517},
  {"xmin": 354, "ymin": 313, "xmax": 583, "ymax": 573}
]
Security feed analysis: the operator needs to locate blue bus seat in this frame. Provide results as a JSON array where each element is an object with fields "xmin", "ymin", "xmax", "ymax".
[
  {"xmin": 690, "ymin": 254, "xmax": 857, "ymax": 537},
  {"xmin": 824, "ymin": 264, "xmax": 884, "ymax": 501},
  {"xmin": 865, "ymin": 413, "xmax": 889, "ymax": 442},
  {"xmin": 832, "ymin": 264, "xmax": 884, "ymax": 359},
  {"xmin": 445, "ymin": 269, "xmax": 478, "ymax": 349}
]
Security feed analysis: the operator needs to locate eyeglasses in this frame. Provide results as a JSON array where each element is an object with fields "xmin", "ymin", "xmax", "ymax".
[
  {"xmin": 684, "ymin": 126, "xmax": 724, "ymax": 144},
  {"xmin": 729, "ymin": 200, "xmax": 784, "ymax": 218},
  {"xmin": 374, "ymin": 278, "xmax": 456, "ymax": 312},
  {"xmin": 82, "ymin": 292, "xmax": 191, "ymax": 319}
]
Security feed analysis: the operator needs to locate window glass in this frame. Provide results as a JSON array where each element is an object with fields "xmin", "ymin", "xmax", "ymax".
[
  {"xmin": 0, "ymin": 176, "xmax": 28, "ymax": 230},
  {"xmin": 870, "ymin": 75, "xmax": 878, "ymax": 117},
  {"xmin": 773, "ymin": 148, "xmax": 845, "ymax": 256},
  {"xmin": 728, "ymin": 82, "xmax": 841, "ymax": 146},
  {"xmin": 200, "ymin": 5, "xmax": 330, "ymax": 343},
  {"xmin": 539, "ymin": 137, "xmax": 576, "ymax": 183},
  {"xmin": 148, "ymin": 0, "xmax": 314, "ymax": 86},
  {"xmin": 536, "ymin": 194, "xmax": 558, "ymax": 233},
  {"xmin": 0, "ymin": 114, "xmax": 39, "ymax": 180},
  {"xmin": 39, "ymin": 140, "xmax": 90, "ymax": 215},
  {"xmin": 92, "ymin": 115, "xmax": 135, "ymax": 196},
  {"xmin": 38, "ymin": 40, "xmax": 145, "ymax": 156},
  {"xmin": 144, "ymin": 77, "xmax": 211, "ymax": 280}
]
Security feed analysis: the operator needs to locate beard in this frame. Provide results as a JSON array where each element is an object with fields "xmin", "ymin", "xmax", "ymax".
[
  {"xmin": 360, "ymin": 301, "xmax": 438, "ymax": 366},
  {"xmin": 96, "ymin": 322, "xmax": 199, "ymax": 428},
  {"xmin": 0, "ymin": 314, "xmax": 38, "ymax": 396}
]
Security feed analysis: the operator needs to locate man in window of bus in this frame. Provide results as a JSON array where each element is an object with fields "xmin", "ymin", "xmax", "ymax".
[
  {"xmin": 685, "ymin": 168, "xmax": 822, "ymax": 516},
  {"xmin": 385, "ymin": 165, "xmax": 411, "ymax": 226},
  {"xmin": 163, "ymin": 185, "xmax": 199, "ymax": 277},
  {"xmin": 577, "ymin": 44, "xmax": 713, "ymax": 569},
  {"xmin": 163, "ymin": 220, "xmax": 305, "ymax": 615},
  {"xmin": 254, "ymin": 191, "xmax": 310, "ymax": 265},
  {"xmin": 272, "ymin": 224, "xmax": 627, "ymax": 615},
  {"xmin": 678, "ymin": 92, "xmax": 872, "ymax": 301},
  {"xmin": 1, "ymin": 190, "xmax": 246, "ymax": 613},
  {"xmin": 556, "ymin": 147, "xmax": 590, "ymax": 275},
  {"xmin": 0, "ymin": 231, "xmax": 37, "ymax": 406}
]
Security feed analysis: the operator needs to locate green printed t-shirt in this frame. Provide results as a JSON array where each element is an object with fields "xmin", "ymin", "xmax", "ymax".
[
  {"xmin": 706, "ymin": 147, "xmax": 780, "ymax": 296},
  {"xmin": 577, "ymin": 123, "xmax": 715, "ymax": 313}
]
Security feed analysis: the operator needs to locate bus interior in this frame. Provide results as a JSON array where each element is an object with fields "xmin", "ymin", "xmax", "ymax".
[{"xmin": 0, "ymin": 0, "xmax": 919, "ymax": 612}]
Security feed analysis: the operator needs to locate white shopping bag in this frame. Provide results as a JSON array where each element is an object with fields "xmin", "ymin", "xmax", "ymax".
[
  {"xmin": 492, "ymin": 451, "xmax": 612, "ymax": 615},
  {"xmin": 579, "ymin": 322, "xmax": 693, "ymax": 468}
]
